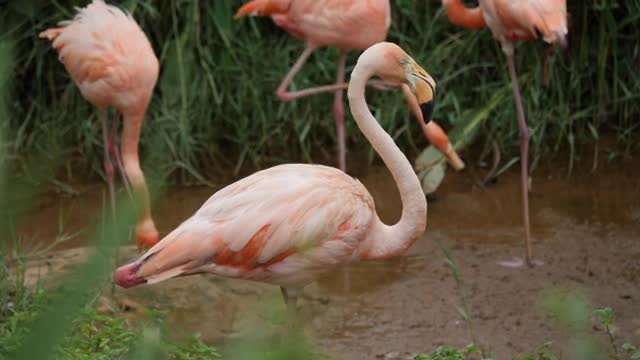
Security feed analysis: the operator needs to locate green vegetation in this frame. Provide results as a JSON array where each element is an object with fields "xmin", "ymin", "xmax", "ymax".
[
  {"xmin": 2, "ymin": 1, "xmax": 638, "ymax": 185},
  {"xmin": 0, "ymin": 289, "xmax": 220, "ymax": 360}
]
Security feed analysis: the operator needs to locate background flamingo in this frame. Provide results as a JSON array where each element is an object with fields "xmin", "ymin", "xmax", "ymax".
[
  {"xmin": 115, "ymin": 42, "xmax": 434, "ymax": 320},
  {"xmin": 442, "ymin": 0, "xmax": 568, "ymax": 267},
  {"xmin": 235, "ymin": 0, "xmax": 464, "ymax": 173},
  {"xmin": 41, "ymin": 0, "xmax": 160, "ymax": 250}
]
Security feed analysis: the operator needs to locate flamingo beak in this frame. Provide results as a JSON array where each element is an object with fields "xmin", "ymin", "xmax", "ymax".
[
  {"xmin": 409, "ymin": 64, "xmax": 436, "ymax": 124},
  {"xmin": 404, "ymin": 64, "xmax": 465, "ymax": 171}
]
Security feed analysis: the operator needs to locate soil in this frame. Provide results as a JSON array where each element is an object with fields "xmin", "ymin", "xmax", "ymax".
[{"xmin": 16, "ymin": 160, "xmax": 640, "ymax": 359}]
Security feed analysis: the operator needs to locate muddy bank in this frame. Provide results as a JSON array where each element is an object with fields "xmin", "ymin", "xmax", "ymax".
[{"xmin": 16, "ymin": 161, "xmax": 640, "ymax": 359}]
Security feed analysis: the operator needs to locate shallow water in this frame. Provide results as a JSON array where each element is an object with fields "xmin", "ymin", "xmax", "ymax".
[{"xmin": 18, "ymin": 161, "xmax": 640, "ymax": 359}]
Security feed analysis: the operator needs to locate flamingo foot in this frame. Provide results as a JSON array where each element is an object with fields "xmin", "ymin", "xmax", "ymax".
[{"xmin": 497, "ymin": 257, "xmax": 544, "ymax": 268}]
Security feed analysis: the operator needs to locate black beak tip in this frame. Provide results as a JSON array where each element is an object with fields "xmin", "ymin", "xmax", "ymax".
[{"xmin": 420, "ymin": 101, "xmax": 434, "ymax": 124}]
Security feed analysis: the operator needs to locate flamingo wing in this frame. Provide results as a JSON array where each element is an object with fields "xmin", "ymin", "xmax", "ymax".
[{"xmin": 135, "ymin": 164, "xmax": 375, "ymax": 287}]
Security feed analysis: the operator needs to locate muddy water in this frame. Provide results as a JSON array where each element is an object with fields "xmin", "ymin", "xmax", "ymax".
[{"xmin": 18, "ymin": 162, "xmax": 640, "ymax": 359}]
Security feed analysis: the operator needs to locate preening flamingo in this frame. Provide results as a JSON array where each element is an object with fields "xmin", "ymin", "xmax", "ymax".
[
  {"xmin": 442, "ymin": 0, "xmax": 568, "ymax": 267},
  {"xmin": 115, "ymin": 42, "xmax": 434, "ymax": 320},
  {"xmin": 235, "ymin": 0, "xmax": 465, "ymax": 173},
  {"xmin": 40, "ymin": 0, "xmax": 160, "ymax": 250}
]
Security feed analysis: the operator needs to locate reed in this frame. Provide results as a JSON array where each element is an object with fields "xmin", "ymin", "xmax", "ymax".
[{"xmin": 2, "ymin": 0, "xmax": 638, "ymax": 183}]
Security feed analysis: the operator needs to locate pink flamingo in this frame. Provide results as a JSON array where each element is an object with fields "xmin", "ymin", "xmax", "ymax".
[
  {"xmin": 115, "ymin": 42, "xmax": 434, "ymax": 320},
  {"xmin": 442, "ymin": 0, "xmax": 568, "ymax": 267},
  {"xmin": 235, "ymin": 0, "xmax": 464, "ymax": 173},
  {"xmin": 41, "ymin": 0, "xmax": 160, "ymax": 250}
]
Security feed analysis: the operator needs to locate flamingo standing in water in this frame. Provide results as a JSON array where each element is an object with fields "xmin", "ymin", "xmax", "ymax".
[
  {"xmin": 442, "ymin": 0, "xmax": 568, "ymax": 267},
  {"xmin": 115, "ymin": 42, "xmax": 434, "ymax": 320},
  {"xmin": 235, "ymin": 0, "xmax": 465, "ymax": 173},
  {"xmin": 41, "ymin": 0, "xmax": 160, "ymax": 250}
]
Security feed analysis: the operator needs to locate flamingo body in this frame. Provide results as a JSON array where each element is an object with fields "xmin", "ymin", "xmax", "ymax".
[
  {"xmin": 261, "ymin": 0, "xmax": 390, "ymax": 50},
  {"xmin": 483, "ymin": 0, "xmax": 568, "ymax": 46},
  {"xmin": 41, "ymin": 0, "xmax": 160, "ymax": 249},
  {"xmin": 118, "ymin": 164, "xmax": 387, "ymax": 288},
  {"xmin": 40, "ymin": 1, "xmax": 158, "ymax": 115}
]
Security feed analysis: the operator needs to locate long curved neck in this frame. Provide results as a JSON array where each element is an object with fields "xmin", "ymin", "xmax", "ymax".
[
  {"xmin": 443, "ymin": 0, "xmax": 486, "ymax": 29},
  {"xmin": 348, "ymin": 65, "xmax": 427, "ymax": 260}
]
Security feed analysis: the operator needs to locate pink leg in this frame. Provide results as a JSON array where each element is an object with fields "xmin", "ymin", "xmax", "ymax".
[
  {"xmin": 501, "ymin": 52, "xmax": 540, "ymax": 268},
  {"xmin": 334, "ymin": 53, "xmax": 349, "ymax": 293},
  {"xmin": 109, "ymin": 113, "xmax": 132, "ymax": 196},
  {"xmin": 276, "ymin": 44, "xmax": 353, "ymax": 101},
  {"xmin": 334, "ymin": 50, "xmax": 348, "ymax": 172},
  {"xmin": 276, "ymin": 43, "xmax": 396, "ymax": 101},
  {"xmin": 121, "ymin": 116, "xmax": 160, "ymax": 251},
  {"xmin": 100, "ymin": 109, "xmax": 116, "ymax": 220}
]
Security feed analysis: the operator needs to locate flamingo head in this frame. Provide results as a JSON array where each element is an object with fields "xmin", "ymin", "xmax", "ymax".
[
  {"xmin": 358, "ymin": 43, "xmax": 464, "ymax": 170},
  {"xmin": 369, "ymin": 43, "xmax": 437, "ymax": 124}
]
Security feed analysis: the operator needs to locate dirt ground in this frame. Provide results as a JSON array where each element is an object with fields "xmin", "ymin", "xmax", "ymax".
[{"xmin": 19, "ymin": 161, "xmax": 640, "ymax": 359}]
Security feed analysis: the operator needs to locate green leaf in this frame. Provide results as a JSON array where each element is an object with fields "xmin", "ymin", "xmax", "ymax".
[
  {"xmin": 456, "ymin": 305, "xmax": 469, "ymax": 321},
  {"xmin": 464, "ymin": 343, "xmax": 482, "ymax": 355},
  {"xmin": 415, "ymin": 144, "xmax": 445, "ymax": 171},
  {"xmin": 623, "ymin": 343, "xmax": 637, "ymax": 352},
  {"xmin": 631, "ymin": 351, "xmax": 640, "ymax": 360},
  {"xmin": 594, "ymin": 307, "xmax": 613, "ymax": 326},
  {"xmin": 160, "ymin": 34, "xmax": 196, "ymax": 109}
]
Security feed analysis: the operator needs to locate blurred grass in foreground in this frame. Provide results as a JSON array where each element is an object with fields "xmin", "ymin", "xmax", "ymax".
[{"xmin": 2, "ymin": 0, "xmax": 638, "ymax": 185}]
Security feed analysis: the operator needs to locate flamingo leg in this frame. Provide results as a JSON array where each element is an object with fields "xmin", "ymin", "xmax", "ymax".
[
  {"xmin": 503, "ymin": 52, "xmax": 539, "ymax": 268},
  {"xmin": 121, "ymin": 116, "xmax": 159, "ymax": 251},
  {"xmin": 335, "ymin": 53, "xmax": 349, "ymax": 292},
  {"xmin": 109, "ymin": 113, "xmax": 132, "ymax": 196},
  {"xmin": 334, "ymin": 50, "xmax": 348, "ymax": 172},
  {"xmin": 276, "ymin": 44, "xmax": 353, "ymax": 101},
  {"xmin": 335, "ymin": 52, "xmax": 349, "ymax": 290},
  {"xmin": 100, "ymin": 109, "xmax": 116, "ymax": 220},
  {"xmin": 275, "ymin": 44, "xmax": 398, "ymax": 103}
]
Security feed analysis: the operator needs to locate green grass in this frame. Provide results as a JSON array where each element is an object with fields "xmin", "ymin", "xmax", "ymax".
[
  {"xmin": 0, "ymin": 283, "xmax": 222, "ymax": 359},
  {"xmin": 1, "ymin": 1, "xmax": 638, "ymax": 185}
]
